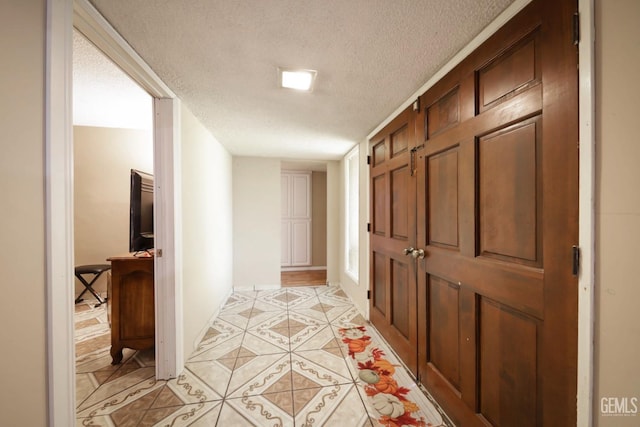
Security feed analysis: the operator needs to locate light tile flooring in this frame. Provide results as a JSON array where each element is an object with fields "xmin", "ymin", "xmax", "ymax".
[{"xmin": 75, "ymin": 286, "xmax": 452, "ymax": 426}]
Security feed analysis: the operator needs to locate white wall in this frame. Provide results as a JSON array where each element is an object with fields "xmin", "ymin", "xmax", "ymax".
[
  {"xmin": 232, "ymin": 157, "xmax": 281, "ymax": 288},
  {"xmin": 180, "ymin": 105, "xmax": 234, "ymax": 355},
  {"xmin": 594, "ymin": 0, "xmax": 640, "ymax": 424},
  {"xmin": 73, "ymin": 126, "xmax": 153, "ymax": 296},
  {"xmin": 0, "ymin": 2, "xmax": 47, "ymax": 425}
]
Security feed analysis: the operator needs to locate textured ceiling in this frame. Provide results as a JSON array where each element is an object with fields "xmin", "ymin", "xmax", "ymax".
[
  {"xmin": 85, "ymin": 0, "xmax": 515, "ymax": 160},
  {"xmin": 73, "ymin": 30, "xmax": 153, "ymax": 130}
]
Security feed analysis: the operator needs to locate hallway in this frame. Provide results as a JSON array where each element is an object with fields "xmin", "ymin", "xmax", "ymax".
[{"xmin": 75, "ymin": 286, "xmax": 451, "ymax": 426}]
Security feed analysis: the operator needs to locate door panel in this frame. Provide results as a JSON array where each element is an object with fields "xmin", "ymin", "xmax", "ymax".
[
  {"xmin": 391, "ymin": 165, "xmax": 410, "ymax": 239},
  {"xmin": 478, "ymin": 118, "xmax": 541, "ymax": 266},
  {"xmin": 428, "ymin": 275, "xmax": 460, "ymax": 389},
  {"xmin": 390, "ymin": 258, "xmax": 410, "ymax": 339},
  {"xmin": 372, "ymin": 252, "xmax": 387, "ymax": 315},
  {"xmin": 371, "ymin": 0, "xmax": 578, "ymax": 425},
  {"xmin": 427, "ymin": 148, "xmax": 459, "ymax": 248},
  {"xmin": 291, "ymin": 220, "xmax": 311, "ymax": 265},
  {"xmin": 479, "ymin": 298, "xmax": 538, "ymax": 427}
]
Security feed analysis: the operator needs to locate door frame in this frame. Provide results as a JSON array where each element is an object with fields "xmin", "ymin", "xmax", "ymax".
[
  {"xmin": 46, "ymin": 0, "xmax": 184, "ymax": 425},
  {"xmin": 364, "ymin": 0, "xmax": 595, "ymax": 424}
]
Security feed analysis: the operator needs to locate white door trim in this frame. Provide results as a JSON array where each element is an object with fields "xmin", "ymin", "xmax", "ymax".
[
  {"xmin": 577, "ymin": 0, "xmax": 596, "ymax": 425},
  {"xmin": 46, "ymin": 1, "xmax": 75, "ymax": 425},
  {"xmin": 153, "ymin": 98, "xmax": 184, "ymax": 378},
  {"xmin": 47, "ymin": 0, "xmax": 183, "ymax": 424}
]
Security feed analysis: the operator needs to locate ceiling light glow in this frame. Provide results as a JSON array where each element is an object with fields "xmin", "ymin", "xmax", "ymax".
[{"xmin": 279, "ymin": 68, "xmax": 317, "ymax": 91}]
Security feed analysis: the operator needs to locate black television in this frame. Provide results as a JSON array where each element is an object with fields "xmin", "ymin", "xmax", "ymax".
[{"xmin": 129, "ymin": 169, "xmax": 154, "ymax": 253}]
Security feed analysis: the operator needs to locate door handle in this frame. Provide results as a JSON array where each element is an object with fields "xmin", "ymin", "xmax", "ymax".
[
  {"xmin": 411, "ymin": 248, "xmax": 425, "ymax": 259},
  {"xmin": 403, "ymin": 247, "xmax": 415, "ymax": 256}
]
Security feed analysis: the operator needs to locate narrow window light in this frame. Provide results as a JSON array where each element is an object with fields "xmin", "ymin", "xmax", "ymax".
[{"xmin": 278, "ymin": 68, "xmax": 317, "ymax": 92}]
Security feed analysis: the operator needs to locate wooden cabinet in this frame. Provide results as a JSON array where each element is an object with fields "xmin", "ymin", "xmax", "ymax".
[{"xmin": 107, "ymin": 254, "xmax": 154, "ymax": 364}]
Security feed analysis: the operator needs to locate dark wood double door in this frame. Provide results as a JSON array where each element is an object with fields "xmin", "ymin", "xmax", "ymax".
[{"xmin": 369, "ymin": 0, "xmax": 578, "ymax": 425}]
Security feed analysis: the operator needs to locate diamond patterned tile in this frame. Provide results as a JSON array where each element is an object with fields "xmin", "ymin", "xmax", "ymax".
[
  {"xmin": 217, "ymin": 311, "xmax": 251, "ymax": 329},
  {"xmin": 75, "ymin": 285, "xmax": 452, "ymax": 426},
  {"xmin": 290, "ymin": 350, "xmax": 352, "ymax": 388},
  {"xmin": 245, "ymin": 327, "xmax": 290, "ymax": 351},
  {"xmin": 288, "ymin": 323, "xmax": 328, "ymax": 350},
  {"xmin": 194, "ymin": 318, "xmax": 244, "ymax": 350},
  {"xmin": 219, "ymin": 293, "xmax": 254, "ymax": 315},
  {"xmin": 288, "ymin": 304, "xmax": 329, "ymax": 323},
  {"xmin": 139, "ymin": 401, "xmax": 223, "ymax": 427},
  {"xmin": 183, "ymin": 359, "xmax": 234, "ymax": 398},
  {"xmin": 329, "ymin": 305, "xmax": 369, "ymax": 329},
  {"xmin": 227, "ymin": 353, "xmax": 291, "ymax": 398},
  {"xmin": 294, "ymin": 382, "xmax": 374, "ymax": 427},
  {"xmin": 288, "ymin": 310, "xmax": 329, "ymax": 328},
  {"xmin": 290, "ymin": 325, "xmax": 341, "ymax": 352},
  {"xmin": 246, "ymin": 308, "xmax": 288, "ymax": 330},
  {"xmin": 188, "ymin": 331, "xmax": 244, "ymax": 362},
  {"xmin": 165, "ymin": 366, "xmax": 224, "ymax": 404},
  {"xmin": 220, "ymin": 393, "xmax": 294, "ymax": 427},
  {"xmin": 241, "ymin": 329, "xmax": 290, "ymax": 356},
  {"xmin": 76, "ymin": 375, "xmax": 164, "ymax": 418}
]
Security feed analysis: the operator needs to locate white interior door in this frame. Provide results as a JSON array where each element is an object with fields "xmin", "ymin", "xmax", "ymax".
[{"xmin": 282, "ymin": 171, "xmax": 311, "ymax": 267}]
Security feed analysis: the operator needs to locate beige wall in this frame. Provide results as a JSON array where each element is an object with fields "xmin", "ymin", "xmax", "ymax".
[
  {"xmin": 0, "ymin": 1, "xmax": 48, "ymax": 425},
  {"xmin": 311, "ymin": 171, "xmax": 327, "ymax": 267},
  {"xmin": 73, "ymin": 126, "xmax": 153, "ymax": 297},
  {"xmin": 233, "ymin": 157, "xmax": 282, "ymax": 288},
  {"xmin": 595, "ymin": 0, "xmax": 640, "ymax": 424},
  {"xmin": 180, "ymin": 105, "xmax": 234, "ymax": 354}
]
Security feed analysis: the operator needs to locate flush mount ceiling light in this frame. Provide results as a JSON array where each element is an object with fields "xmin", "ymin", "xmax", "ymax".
[{"xmin": 278, "ymin": 67, "xmax": 317, "ymax": 92}]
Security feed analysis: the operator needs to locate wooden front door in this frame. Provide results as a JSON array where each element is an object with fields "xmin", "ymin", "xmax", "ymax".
[{"xmin": 369, "ymin": 0, "xmax": 578, "ymax": 425}]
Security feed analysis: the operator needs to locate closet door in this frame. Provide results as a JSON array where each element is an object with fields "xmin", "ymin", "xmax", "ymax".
[
  {"xmin": 281, "ymin": 171, "xmax": 312, "ymax": 267},
  {"xmin": 369, "ymin": 107, "xmax": 418, "ymax": 374},
  {"xmin": 413, "ymin": 0, "xmax": 578, "ymax": 425}
]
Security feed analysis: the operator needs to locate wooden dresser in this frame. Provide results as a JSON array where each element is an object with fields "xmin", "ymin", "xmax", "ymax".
[{"xmin": 107, "ymin": 254, "xmax": 154, "ymax": 364}]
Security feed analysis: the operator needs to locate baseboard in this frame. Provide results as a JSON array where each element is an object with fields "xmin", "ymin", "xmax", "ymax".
[
  {"xmin": 252, "ymin": 284, "xmax": 282, "ymax": 290},
  {"xmin": 281, "ymin": 266, "xmax": 327, "ymax": 272}
]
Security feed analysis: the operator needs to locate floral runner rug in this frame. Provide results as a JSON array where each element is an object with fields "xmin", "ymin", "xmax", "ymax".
[{"xmin": 339, "ymin": 325, "xmax": 454, "ymax": 427}]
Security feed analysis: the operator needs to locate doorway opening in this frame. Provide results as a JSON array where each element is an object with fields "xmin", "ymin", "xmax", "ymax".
[
  {"xmin": 281, "ymin": 161, "xmax": 328, "ymax": 287},
  {"xmin": 72, "ymin": 28, "xmax": 155, "ymax": 407}
]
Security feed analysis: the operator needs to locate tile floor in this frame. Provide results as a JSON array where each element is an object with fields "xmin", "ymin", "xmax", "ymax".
[{"xmin": 75, "ymin": 286, "xmax": 453, "ymax": 426}]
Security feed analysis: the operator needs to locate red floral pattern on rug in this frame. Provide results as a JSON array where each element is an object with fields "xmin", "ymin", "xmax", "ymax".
[{"xmin": 340, "ymin": 326, "xmax": 432, "ymax": 427}]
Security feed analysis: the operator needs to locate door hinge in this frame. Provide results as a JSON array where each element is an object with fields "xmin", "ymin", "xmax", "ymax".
[
  {"xmin": 156, "ymin": 248, "xmax": 163, "ymax": 258},
  {"xmin": 367, "ymin": 222, "xmax": 371, "ymax": 232},
  {"xmin": 572, "ymin": 245, "xmax": 580, "ymax": 276},
  {"xmin": 367, "ymin": 290, "xmax": 371, "ymax": 300},
  {"xmin": 367, "ymin": 155, "xmax": 371, "ymax": 165},
  {"xmin": 572, "ymin": 12, "xmax": 580, "ymax": 46}
]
